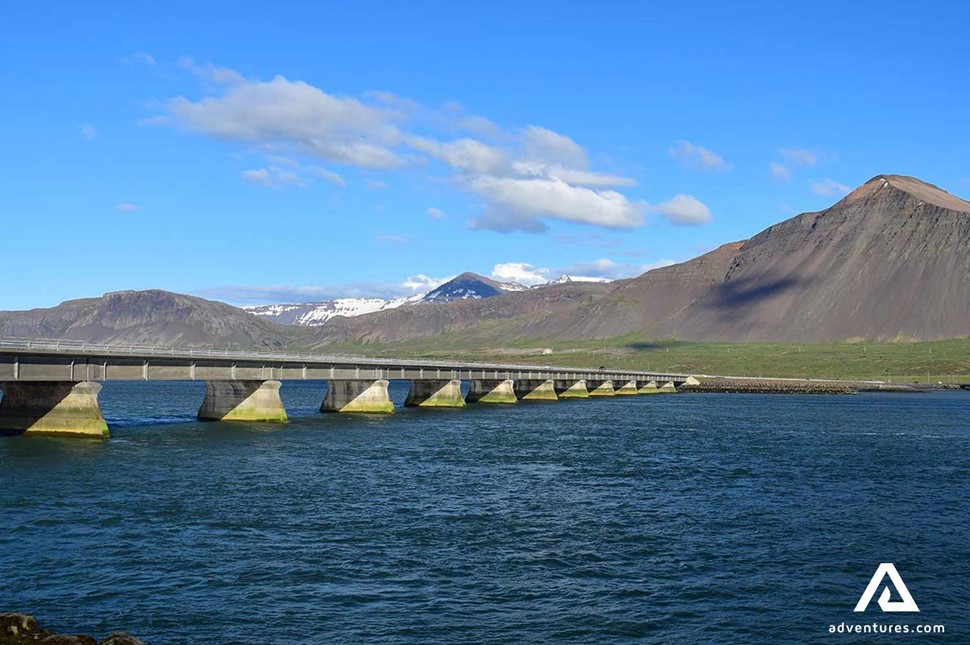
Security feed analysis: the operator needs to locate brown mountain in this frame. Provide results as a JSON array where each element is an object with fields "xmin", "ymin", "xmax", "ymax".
[
  {"xmin": 305, "ymin": 280, "xmax": 616, "ymax": 346},
  {"xmin": 0, "ymin": 290, "xmax": 294, "ymax": 349},
  {"xmin": 551, "ymin": 241, "xmax": 745, "ymax": 339},
  {"xmin": 1, "ymin": 174, "xmax": 966, "ymax": 348},
  {"xmin": 304, "ymin": 242, "xmax": 744, "ymax": 346},
  {"xmin": 653, "ymin": 175, "xmax": 970, "ymax": 342}
]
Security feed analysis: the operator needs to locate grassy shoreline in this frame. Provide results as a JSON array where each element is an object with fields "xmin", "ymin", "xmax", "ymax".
[{"xmin": 316, "ymin": 336, "xmax": 970, "ymax": 384}]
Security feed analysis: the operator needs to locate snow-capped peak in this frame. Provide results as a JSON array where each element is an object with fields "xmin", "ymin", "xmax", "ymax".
[{"xmin": 547, "ymin": 275, "xmax": 613, "ymax": 285}]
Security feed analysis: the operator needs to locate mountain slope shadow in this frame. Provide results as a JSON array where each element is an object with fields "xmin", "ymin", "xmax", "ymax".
[{"xmin": 705, "ymin": 275, "xmax": 806, "ymax": 309}]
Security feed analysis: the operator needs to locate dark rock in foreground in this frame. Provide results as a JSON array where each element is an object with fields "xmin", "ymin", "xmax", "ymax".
[{"xmin": 0, "ymin": 614, "xmax": 143, "ymax": 645}]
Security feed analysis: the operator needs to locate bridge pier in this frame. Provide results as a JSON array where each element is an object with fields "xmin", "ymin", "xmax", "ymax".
[
  {"xmin": 198, "ymin": 380, "xmax": 288, "ymax": 423},
  {"xmin": 637, "ymin": 380, "xmax": 659, "ymax": 394},
  {"xmin": 466, "ymin": 379, "xmax": 517, "ymax": 404},
  {"xmin": 658, "ymin": 381, "xmax": 678, "ymax": 393},
  {"xmin": 554, "ymin": 379, "xmax": 589, "ymax": 399},
  {"xmin": 513, "ymin": 379, "xmax": 558, "ymax": 401},
  {"xmin": 0, "ymin": 381, "xmax": 109, "ymax": 438},
  {"xmin": 615, "ymin": 380, "xmax": 639, "ymax": 395},
  {"xmin": 405, "ymin": 379, "xmax": 466, "ymax": 408},
  {"xmin": 322, "ymin": 380, "xmax": 394, "ymax": 413},
  {"xmin": 587, "ymin": 380, "xmax": 615, "ymax": 396}
]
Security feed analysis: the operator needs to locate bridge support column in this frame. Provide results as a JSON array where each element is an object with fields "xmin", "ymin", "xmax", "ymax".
[
  {"xmin": 322, "ymin": 380, "xmax": 394, "ymax": 414},
  {"xmin": 638, "ymin": 380, "xmax": 659, "ymax": 394},
  {"xmin": 554, "ymin": 379, "xmax": 589, "ymax": 399},
  {"xmin": 198, "ymin": 380, "xmax": 287, "ymax": 423},
  {"xmin": 405, "ymin": 380, "xmax": 466, "ymax": 408},
  {"xmin": 658, "ymin": 381, "xmax": 678, "ymax": 393},
  {"xmin": 615, "ymin": 380, "xmax": 639, "ymax": 395},
  {"xmin": 587, "ymin": 380, "xmax": 615, "ymax": 396},
  {"xmin": 466, "ymin": 379, "xmax": 517, "ymax": 404},
  {"xmin": 513, "ymin": 379, "xmax": 558, "ymax": 401},
  {"xmin": 0, "ymin": 381, "xmax": 109, "ymax": 438}
]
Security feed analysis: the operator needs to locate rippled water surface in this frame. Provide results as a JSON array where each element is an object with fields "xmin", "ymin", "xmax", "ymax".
[{"xmin": 2, "ymin": 383, "xmax": 968, "ymax": 643}]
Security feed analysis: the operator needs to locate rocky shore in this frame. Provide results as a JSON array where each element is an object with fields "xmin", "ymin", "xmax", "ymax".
[
  {"xmin": 679, "ymin": 377, "xmax": 919, "ymax": 394},
  {"xmin": 0, "ymin": 614, "xmax": 143, "ymax": 645}
]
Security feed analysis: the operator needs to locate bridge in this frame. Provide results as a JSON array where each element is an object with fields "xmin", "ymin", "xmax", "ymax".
[{"xmin": 0, "ymin": 338, "xmax": 695, "ymax": 438}]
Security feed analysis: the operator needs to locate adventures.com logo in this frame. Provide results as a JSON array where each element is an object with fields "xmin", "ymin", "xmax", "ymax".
[{"xmin": 828, "ymin": 563, "xmax": 945, "ymax": 636}]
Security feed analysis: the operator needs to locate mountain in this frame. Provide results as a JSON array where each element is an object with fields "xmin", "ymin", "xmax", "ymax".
[
  {"xmin": 303, "ymin": 280, "xmax": 616, "ymax": 346},
  {"xmin": 300, "ymin": 174, "xmax": 969, "ymax": 345},
  {"xmin": 244, "ymin": 272, "xmax": 529, "ymax": 327},
  {"xmin": 423, "ymin": 272, "xmax": 526, "ymax": 302},
  {"xmin": 295, "ymin": 244, "xmax": 740, "ymax": 346},
  {"xmin": 0, "ymin": 290, "xmax": 293, "ymax": 349},
  {"xmin": 244, "ymin": 294, "xmax": 423, "ymax": 326},
  {"xmin": 547, "ymin": 275, "xmax": 613, "ymax": 285},
  {"xmin": 1, "ymin": 175, "xmax": 966, "ymax": 348},
  {"xmin": 653, "ymin": 175, "xmax": 970, "ymax": 342},
  {"xmin": 547, "ymin": 242, "xmax": 746, "ymax": 339}
]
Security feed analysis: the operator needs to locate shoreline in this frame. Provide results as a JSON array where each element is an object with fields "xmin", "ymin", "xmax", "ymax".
[{"xmin": 679, "ymin": 377, "xmax": 957, "ymax": 394}]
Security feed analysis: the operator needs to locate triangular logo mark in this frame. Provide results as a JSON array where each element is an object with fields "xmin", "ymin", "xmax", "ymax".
[{"xmin": 854, "ymin": 563, "xmax": 920, "ymax": 613}]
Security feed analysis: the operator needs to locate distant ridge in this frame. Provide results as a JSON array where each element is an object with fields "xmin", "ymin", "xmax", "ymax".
[{"xmin": 1, "ymin": 174, "xmax": 967, "ymax": 346}]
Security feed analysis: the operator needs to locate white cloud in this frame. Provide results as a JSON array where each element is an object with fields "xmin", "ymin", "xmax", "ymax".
[
  {"xmin": 491, "ymin": 262, "xmax": 552, "ymax": 285},
  {"xmin": 365, "ymin": 179, "xmax": 389, "ymax": 190},
  {"xmin": 115, "ymin": 203, "xmax": 139, "ymax": 212},
  {"xmin": 241, "ymin": 166, "xmax": 304, "ymax": 188},
  {"xmin": 651, "ymin": 194, "xmax": 712, "ymax": 226},
  {"xmin": 177, "ymin": 56, "xmax": 246, "ymax": 86},
  {"xmin": 458, "ymin": 115, "xmax": 501, "ymax": 139},
  {"xmin": 468, "ymin": 176, "xmax": 645, "ymax": 232},
  {"xmin": 810, "ymin": 179, "xmax": 851, "ymax": 198},
  {"xmin": 521, "ymin": 126, "xmax": 588, "ymax": 168},
  {"xmin": 780, "ymin": 148, "xmax": 817, "ymax": 166},
  {"xmin": 408, "ymin": 135, "xmax": 508, "ymax": 175},
  {"xmin": 543, "ymin": 166, "xmax": 637, "ymax": 188},
  {"xmin": 768, "ymin": 161, "xmax": 792, "ymax": 182},
  {"xmin": 307, "ymin": 166, "xmax": 346, "ymax": 187},
  {"xmin": 80, "ymin": 124, "xmax": 97, "ymax": 140},
  {"xmin": 402, "ymin": 274, "xmax": 450, "ymax": 293},
  {"xmin": 558, "ymin": 258, "xmax": 631, "ymax": 279},
  {"xmin": 426, "ymin": 207, "xmax": 446, "ymax": 219},
  {"xmin": 363, "ymin": 90, "xmax": 421, "ymax": 114},
  {"xmin": 161, "ymin": 74, "xmax": 404, "ymax": 169},
  {"xmin": 493, "ymin": 256, "xmax": 674, "ymax": 284},
  {"xmin": 153, "ymin": 62, "xmax": 647, "ymax": 233},
  {"xmin": 668, "ymin": 141, "xmax": 731, "ymax": 171}
]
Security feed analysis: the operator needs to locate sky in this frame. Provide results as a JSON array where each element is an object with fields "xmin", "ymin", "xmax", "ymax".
[{"xmin": 1, "ymin": 0, "xmax": 968, "ymax": 310}]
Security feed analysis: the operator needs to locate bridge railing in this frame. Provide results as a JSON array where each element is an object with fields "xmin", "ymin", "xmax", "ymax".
[{"xmin": 0, "ymin": 337, "xmax": 688, "ymax": 380}]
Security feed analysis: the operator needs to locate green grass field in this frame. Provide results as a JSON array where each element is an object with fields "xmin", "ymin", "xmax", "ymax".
[{"xmin": 322, "ymin": 335, "xmax": 970, "ymax": 384}]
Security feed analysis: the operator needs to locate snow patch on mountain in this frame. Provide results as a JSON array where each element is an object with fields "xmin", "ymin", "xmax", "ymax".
[
  {"xmin": 546, "ymin": 275, "xmax": 613, "ymax": 285},
  {"xmin": 242, "ymin": 271, "xmax": 612, "ymax": 327}
]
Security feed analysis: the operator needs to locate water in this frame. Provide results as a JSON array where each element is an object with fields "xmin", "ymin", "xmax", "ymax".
[{"xmin": 1, "ymin": 383, "xmax": 968, "ymax": 643}]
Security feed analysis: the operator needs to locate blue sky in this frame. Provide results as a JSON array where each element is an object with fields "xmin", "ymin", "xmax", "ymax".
[{"xmin": 2, "ymin": 0, "xmax": 968, "ymax": 310}]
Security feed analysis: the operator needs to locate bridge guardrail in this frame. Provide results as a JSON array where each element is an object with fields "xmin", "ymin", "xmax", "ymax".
[{"xmin": 0, "ymin": 337, "xmax": 688, "ymax": 380}]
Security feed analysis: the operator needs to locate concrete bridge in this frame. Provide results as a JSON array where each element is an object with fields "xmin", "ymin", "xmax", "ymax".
[{"xmin": 0, "ymin": 338, "xmax": 695, "ymax": 438}]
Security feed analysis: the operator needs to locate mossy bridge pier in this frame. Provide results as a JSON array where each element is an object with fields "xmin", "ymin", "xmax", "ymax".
[{"xmin": 0, "ymin": 338, "xmax": 695, "ymax": 438}]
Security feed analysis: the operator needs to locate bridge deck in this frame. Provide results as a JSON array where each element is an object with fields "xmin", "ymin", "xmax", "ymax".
[{"xmin": 0, "ymin": 338, "xmax": 688, "ymax": 383}]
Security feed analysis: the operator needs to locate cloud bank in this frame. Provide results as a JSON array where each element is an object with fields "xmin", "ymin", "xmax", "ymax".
[{"xmin": 149, "ymin": 60, "xmax": 714, "ymax": 233}]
